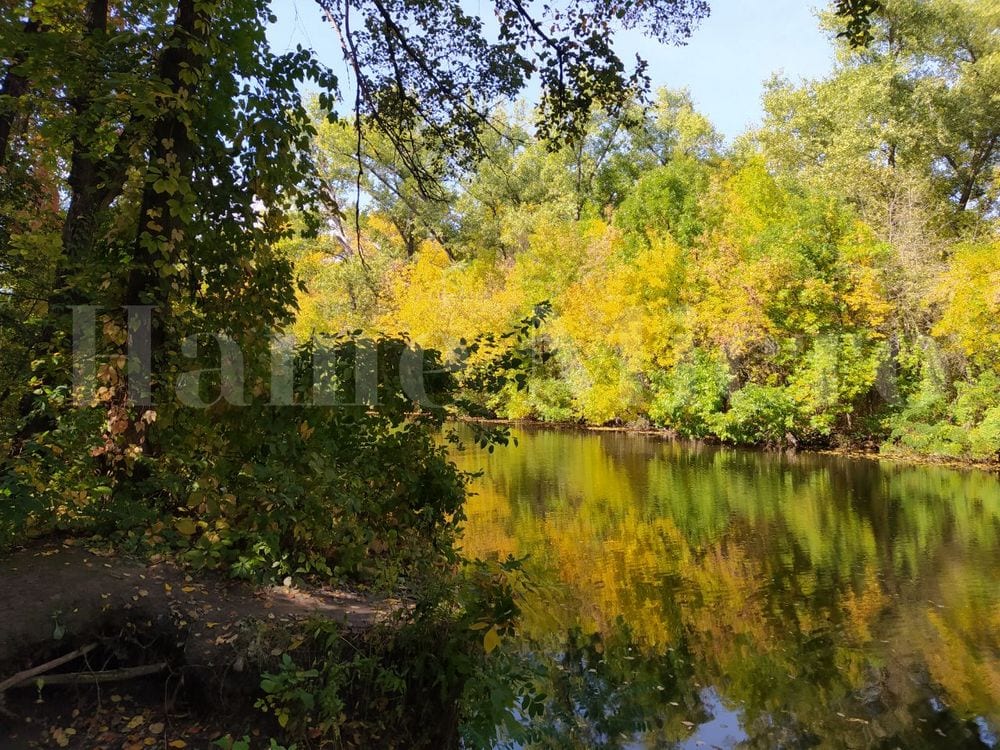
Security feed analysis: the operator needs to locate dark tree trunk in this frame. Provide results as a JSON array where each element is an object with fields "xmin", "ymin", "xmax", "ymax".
[
  {"xmin": 59, "ymin": 0, "xmax": 112, "ymax": 281},
  {"xmin": 0, "ymin": 19, "xmax": 39, "ymax": 171},
  {"xmin": 126, "ymin": 0, "xmax": 204, "ymax": 312},
  {"xmin": 956, "ymin": 134, "xmax": 997, "ymax": 212}
]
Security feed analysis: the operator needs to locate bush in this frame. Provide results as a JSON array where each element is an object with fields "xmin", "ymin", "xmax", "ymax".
[
  {"xmin": 503, "ymin": 376, "xmax": 576, "ymax": 422},
  {"xmin": 712, "ymin": 384, "xmax": 799, "ymax": 446},
  {"xmin": 648, "ymin": 351, "xmax": 730, "ymax": 437},
  {"xmin": 7, "ymin": 337, "xmax": 467, "ymax": 585},
  {"xmin": 888, "ymin": 370, "xmax": 1000, "ymax": 461},
  {"xmin": 969, "ymin": 407, "xmax": 1000, "ymax": 460},
  {"xmin": 788, "ymin": 334, "xmax": 885, "ymax": 437}
]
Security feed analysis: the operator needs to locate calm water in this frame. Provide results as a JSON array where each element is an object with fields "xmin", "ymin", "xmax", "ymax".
[{"xmin": 452, "ymin": 425, "xmax": 1000, "ymax": 749}]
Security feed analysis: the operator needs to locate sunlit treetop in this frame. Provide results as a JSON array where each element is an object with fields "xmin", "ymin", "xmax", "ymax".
[{"xmin": 833, "ymin": 0, "xmax": 882, "ymax": 46}]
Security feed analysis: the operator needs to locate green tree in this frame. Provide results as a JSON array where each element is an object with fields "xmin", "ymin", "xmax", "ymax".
[{"xmin": 759, "ymin": 0, "xmax": 1000, "ymax": 225}]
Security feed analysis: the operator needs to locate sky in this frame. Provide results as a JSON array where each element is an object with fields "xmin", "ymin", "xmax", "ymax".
[{"xmin": 266, "ymin": 0, "xmax": 837, "ymax": 143}]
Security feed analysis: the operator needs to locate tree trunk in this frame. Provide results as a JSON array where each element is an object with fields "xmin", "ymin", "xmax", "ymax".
[
  {"xmin": 126, "ymin": 0, "xmax": 204, "ymax": 312},
  {"xmin": 0, "ymin": 19, "xmax": 39, "ymax": 171}
]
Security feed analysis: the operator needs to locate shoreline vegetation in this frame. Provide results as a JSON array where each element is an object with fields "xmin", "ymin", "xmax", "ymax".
[
  {"xmin": 289, "ymin": 3, "xmax": 1000, "ymax": 473},
  {"xmin": 457, "ymin": 417, "xmax": 1000, "ymax": 473}
]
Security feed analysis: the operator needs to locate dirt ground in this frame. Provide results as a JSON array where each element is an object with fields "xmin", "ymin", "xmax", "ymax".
[{"xmin": 0, "ymin": 539, "xmax": 391, "ymax": 748}]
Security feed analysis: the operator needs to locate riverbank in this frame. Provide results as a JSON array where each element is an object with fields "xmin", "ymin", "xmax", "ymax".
[
  {"xmin": 0, "ymin": 536, "xmax": 518, "ymax": 750},
  {"xmin": 0, "ymin": 539, "xmax": 392, "ymax": 748},
  {"xmin": 458, "ymin": 417, "xmax": 1000, "ymax": 473}
]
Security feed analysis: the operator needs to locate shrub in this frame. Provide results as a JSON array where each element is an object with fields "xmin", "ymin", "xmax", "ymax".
[
  {"xmin": 503, "ymin": 376, "xmax": 576, "ymax": 422},
  {"xmin": 969, "ymin": 407, "xmax": 1000, "ymax": 460},
  {"xmin": 648, "ymin": 351, "xmax": 730, "ymax": 437},
  {"xmin": 888, "ymin": 370, "xmax": 1000, "ymax": 461},
  {"xmin": 7, "ymin": 337, "xmax": 467, "ymax": 586},
  {"xmin": 712, "ymin": 384, "xmax": 799, "ymax": 446},
  {"xmin": 788, "ymin": 334, "xmax": 885, "ymax": 437}
]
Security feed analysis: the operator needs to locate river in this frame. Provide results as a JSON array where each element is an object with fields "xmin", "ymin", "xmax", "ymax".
[{"xmin": 451, "ymin": 425, "xmax": 1000, "ymax": 749}]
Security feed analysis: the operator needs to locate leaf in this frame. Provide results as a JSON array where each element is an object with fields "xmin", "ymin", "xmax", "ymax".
[
  {"xmin": 483, "ymin": 626, "xmax": 501, "ymax": 654},
  {"xmin": 174, "ymin": 519, "xmax": 197, "ymax": 536},
  {"xmin": 126, "ymin": 715, "xmax": 146, "ymax": 730}
]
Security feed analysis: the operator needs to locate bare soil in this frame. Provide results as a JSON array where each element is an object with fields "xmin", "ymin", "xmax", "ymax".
[{"xmin": 0, "ymin": 538, "xmax": 391, "ymax": 748}]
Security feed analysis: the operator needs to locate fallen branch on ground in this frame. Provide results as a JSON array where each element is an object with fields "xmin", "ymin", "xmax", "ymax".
[
  {"xmin": 4, "ymin": 662, "xmax": 167, "ymax": 690},
  {"xmin": 0, "ymin": 643, "xmax": 98, "ymax": 693}
]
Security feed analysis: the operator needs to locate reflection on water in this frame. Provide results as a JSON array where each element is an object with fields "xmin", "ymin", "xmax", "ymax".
[{"xmin": 452, "ymin": 426, "xmax": 1000, "ymax": 749}]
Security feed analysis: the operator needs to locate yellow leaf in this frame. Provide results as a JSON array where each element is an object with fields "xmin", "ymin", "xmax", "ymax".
[
  {"xmin": 174, "ymin": 519, "xmax": 197, "ymax": 536},
  {"xmin": 126, "ymin": 715, "xmax": 146, "ymax": 730},
  {"xmin": 168, "ymin": 742, "xmax": 188, "ymax": 749},
  {"xmin": 483, "ymin": 626, "xmax": 501, "ymax": 655}
]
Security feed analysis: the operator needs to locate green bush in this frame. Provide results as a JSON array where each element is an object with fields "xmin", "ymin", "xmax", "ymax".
[
  {"xmin": 788, "ymin": 334, "xmax": 885, "ymax": 437},
  {"xmin": 503, "ymin": 375, "xmax": 576, "ymax": 422},
  {"xmin": 7, "ymin": 337, "xmax": 467, "ymax": 585},
  {"xmin": 969, "ymin": 406, "xmax": 1000, "ymax": 459},
  {"xmin": 648, "ymin": 351, "xmax": 730, "ymax": 437},
  {"xmin": 888, "ymin": 370, "xmax": 1000, "ymax": 461},
  {"xmin": 712, "ymin": 384, "xmax": 799, "ymax": 446}
]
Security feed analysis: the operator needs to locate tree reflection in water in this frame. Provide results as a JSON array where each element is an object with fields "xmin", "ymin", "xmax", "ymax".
[{"xmin": 453, "ymin": 426, "xmax": 1000, "ymax": 749}]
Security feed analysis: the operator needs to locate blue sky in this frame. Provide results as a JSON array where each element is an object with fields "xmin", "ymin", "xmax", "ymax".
[{"xmin": 266, "ymin": 0, "xmax": 836, "ymax": 142}]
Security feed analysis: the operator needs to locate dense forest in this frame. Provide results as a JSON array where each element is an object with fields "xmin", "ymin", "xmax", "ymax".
[{"xmin": 290, "ymin": 0, "xmax": 1000, "ymax": 461}]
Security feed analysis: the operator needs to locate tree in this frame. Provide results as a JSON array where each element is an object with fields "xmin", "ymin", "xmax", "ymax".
[
  {"xmin": 0, "ymin": 0, "xmax": 717, "ymax": 560},
  {"xmin": 759, "ymin": 0, "xmax": 1000, "ymax": 225},
  {"xmin": 313, "ymin": 0, "xmax": 710, "ymax": 180}
]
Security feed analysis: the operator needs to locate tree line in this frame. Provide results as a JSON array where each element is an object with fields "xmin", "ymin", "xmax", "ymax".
[{"xmin": 291, "ymin": 0, "xmax": 1000, "ymax": 461}]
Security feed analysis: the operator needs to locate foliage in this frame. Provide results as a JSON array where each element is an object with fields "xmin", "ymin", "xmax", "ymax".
[
  {"xmin": 614, "ymin": 157, "xmax": 708, "ymax": 250},
  {"xmin": 0, "ymin": 0, "xmax": 720, "ymax": 557},
  {"xmin": 890, "ymin": 369, "xmax": 1000, "ymax": 460},
  {"xmin": 932, "ymin": 240, "xmax": 1000, "ymax": 372},
  {"xmin": 711, "ymin": 383, "xmax": 798, "ymax": 447},
  {"xmin": 760, "ymin": 0, "xmax": 1000, "ymax": 223},
  {"xmin": 248, "ymin": 556, "xmax": 538, "ymax": 749},
  {"xmin": 6, "ymin": 336, "xmax": 469, "ymax": 583},
  {"xmin": 215, "ymin": 736, "xmax": 295, "ymax": 750},
  {"xmin": 648, "ymin": 350, "xmax": 730, "ymax": 437},
  {"xmin": 313, "ymin": 0, "xmax": 710, "ymax": 185},
  {"xmin": 288, "ymin": 0, "xmax": 1000, "ymax": 463}
]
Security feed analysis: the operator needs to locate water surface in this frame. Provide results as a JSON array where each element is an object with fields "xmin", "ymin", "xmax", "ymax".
[{"xmin": 453, "ymin": 426, "xmax": 1000, "ymax": 749}]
